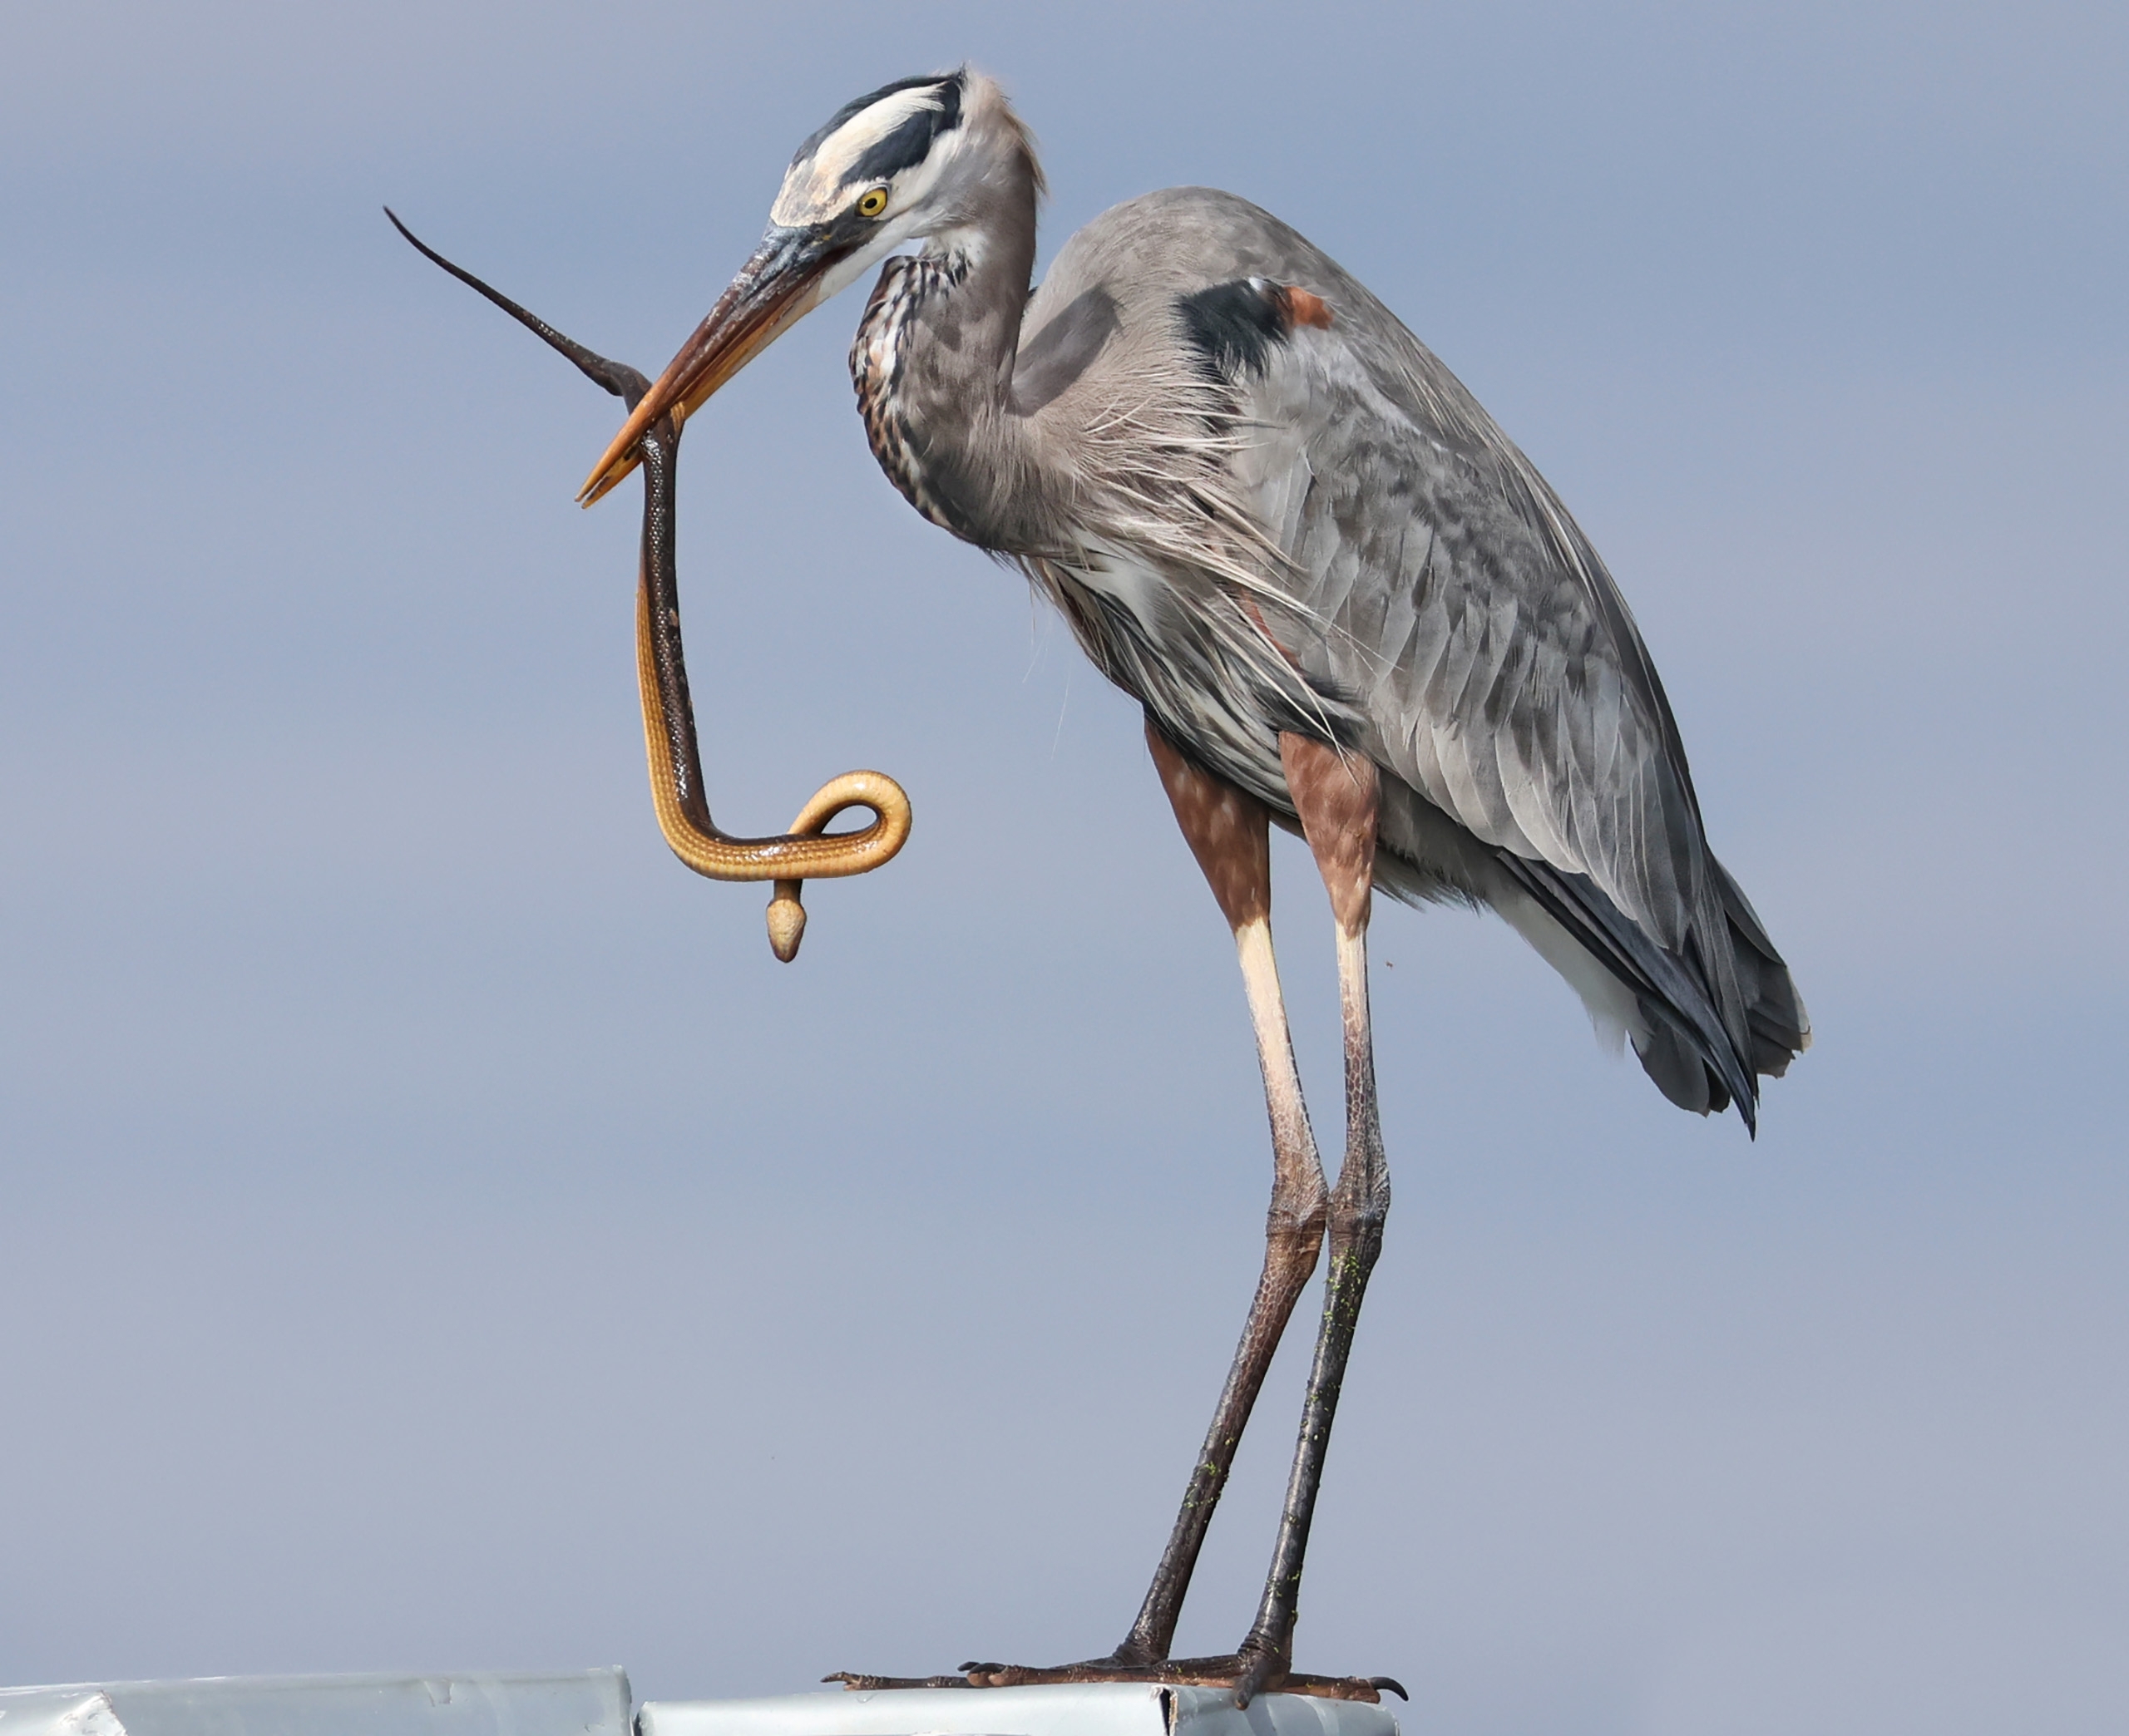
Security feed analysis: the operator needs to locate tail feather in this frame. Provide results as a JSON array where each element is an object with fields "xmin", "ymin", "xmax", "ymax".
[
  {"xmin": 1495, "ymin": 851, "xmax": 1761, "ymax": 1130},
  {"xmin": 1709, "ymin": 855, "xmax": 1812, "ymax": 1074},
  {"xmin": 1370, "ymin": 783, "xmax": 1805, "ymax": 1131},
  {"xmin": 1632, "ymin": 1013, "xmax": 1729, "ymax": 1117}
]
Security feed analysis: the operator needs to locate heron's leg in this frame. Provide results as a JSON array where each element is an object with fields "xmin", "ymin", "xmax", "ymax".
[
  {"xmin": 1225, "ymin": 732, "xmax": 1388, "ymax": 1700},
  {"xmin": 1109, "ymin": 723, "xmax": 1331, "ymax": 1665},
  {"xmin": 824, "ymin": 734, "xmax": 1400, "ymax": 1705}
]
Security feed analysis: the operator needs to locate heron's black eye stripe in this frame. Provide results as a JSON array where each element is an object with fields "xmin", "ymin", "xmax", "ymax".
[
  {"xmin": 793, "ymin": 72, "xmax": 958, "ymax": 166},
  {"xmin": 1176, "ymin": 279, "xmax": 1289, "ymax": 381},
  {"xmin": 842, "ymin": 77, "xmax": 966, "ymax": 187}
]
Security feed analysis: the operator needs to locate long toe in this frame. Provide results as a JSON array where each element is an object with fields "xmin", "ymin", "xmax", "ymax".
[{"xmin": 829, "ymin": 1656, "xmax": 1391, "ymax": 1704}]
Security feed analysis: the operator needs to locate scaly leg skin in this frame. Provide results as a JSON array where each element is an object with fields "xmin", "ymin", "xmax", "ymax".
[
  {"xmin": 1114, "ymin": 724, "xmax": 1330, "ymax": 1664},
  {"xmin": 1226, "ymin": 734, "xmax": 1393, "ymax": 1704},
  {"xmin": 826, "ymin": 729, "xmax": 1402, "ymax": 1707}
]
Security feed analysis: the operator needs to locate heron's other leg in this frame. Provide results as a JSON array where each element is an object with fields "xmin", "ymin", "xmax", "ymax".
[
  {"xmin": 1227, "ymin": 733, "xmax": 1387, "ymax": 1700},
  {"xmin": 1104, "ymin": 723, "xmax": 1331, "ymax": 1664}
]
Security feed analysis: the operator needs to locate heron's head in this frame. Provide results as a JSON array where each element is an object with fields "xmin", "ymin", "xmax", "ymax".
[{"xmin": 580, "ymin": 67, "xmax": 1035, "ymax": 505}]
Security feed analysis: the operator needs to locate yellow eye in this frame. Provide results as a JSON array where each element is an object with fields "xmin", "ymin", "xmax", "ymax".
[{"xmin": 856, "ymin": 186, "xmax": 890, "ymax": 219}]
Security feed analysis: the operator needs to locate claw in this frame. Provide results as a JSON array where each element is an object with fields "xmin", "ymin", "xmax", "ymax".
[
  {"xmin": 1367, "ymin": 1678, "xmax": 1408, "ymax": 1701},
  {"xmin": 1231, "ymin": 1650, "xmax": 1282, "ymax": 1709}
]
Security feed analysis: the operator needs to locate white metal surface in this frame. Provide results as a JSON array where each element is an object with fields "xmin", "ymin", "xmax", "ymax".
[
  {"xmin": 0, "ymin": 1689, "xmax": 126, "ymax": 1736},
  {"xmin": 0, "ymin": 1672, "xmax": 1395, "ymax": 1736},
  {"xmin": 639, "ymin": 1684, "xmax": 1397, "ymax": 1736},
  {"xmin": 0, "ymin": 1669, "xmax": 630, "ymax": 1736}
]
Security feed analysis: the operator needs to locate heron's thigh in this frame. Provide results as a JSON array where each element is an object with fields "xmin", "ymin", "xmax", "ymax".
[
  {"xmin": 1278, "ymin": 733, "xmax": 1378, "ymax": 935},
  {"xmin": 1146, "ymin": 718, "xmax": 1271, "ymax": 931}
]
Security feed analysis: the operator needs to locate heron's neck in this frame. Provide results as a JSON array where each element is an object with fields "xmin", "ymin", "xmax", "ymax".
[{"xmin": 850, "ymin": 170, "xmax": 1040, "ymax": 549}]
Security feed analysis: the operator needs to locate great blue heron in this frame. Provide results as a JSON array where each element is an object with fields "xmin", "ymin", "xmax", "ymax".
[{"xmin": 450, "ymin": 65, "xmax": 1810, "ymax": 1706}]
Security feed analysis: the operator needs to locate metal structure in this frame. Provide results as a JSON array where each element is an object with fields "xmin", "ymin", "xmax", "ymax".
[
  {"xmin": 0, "ymin": 1669, "xmax": 631, "ymax": 1736},
  {"xmin": 405, "ymin": 66, "xmax": 1809, "ymax": 1709},
  {"xmin": 1, "ymin": 1674, "xmax": 1386, "ymax": 1736},
  {"xmin": 643, "ymin": 1684, "xmax": 1395, "ymax": 1736}
]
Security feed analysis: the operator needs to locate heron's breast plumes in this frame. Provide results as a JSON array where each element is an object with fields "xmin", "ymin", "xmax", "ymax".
[{"xmin": 849, "ymin": 252, "xmax": 985, "ymax": 540}]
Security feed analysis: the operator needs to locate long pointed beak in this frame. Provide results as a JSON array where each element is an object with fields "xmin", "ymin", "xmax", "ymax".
[{"xmin": 578, "ymin": 225, "xmax": 836, "ymax": 506}]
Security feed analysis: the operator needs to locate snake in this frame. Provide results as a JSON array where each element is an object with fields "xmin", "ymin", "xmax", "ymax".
[{"xmin": 388, "ymin": 209, "xmax": 911, "ymax": 959}]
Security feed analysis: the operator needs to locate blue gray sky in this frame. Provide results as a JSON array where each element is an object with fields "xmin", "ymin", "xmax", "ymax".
[{"xmin": 2, "ymin": 5, "xmax": 2123, "ymax": 1734}]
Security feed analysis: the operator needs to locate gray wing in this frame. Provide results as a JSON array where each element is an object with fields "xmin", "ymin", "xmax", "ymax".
[
  {"xmin": 1223, "ymin": 255, "xmax": 1807, "ymax": 1118},
  {"xmin": 1024, "ymin": 187, "xmax": 1806, "ymax": 1118},
  {"xmin": 1236, "ymin": 299, "xmax": 1702, "ymax": 938}
]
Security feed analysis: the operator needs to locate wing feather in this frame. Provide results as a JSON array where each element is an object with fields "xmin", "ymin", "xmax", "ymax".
[
  {"xmin": 1228, "ymin": 288, "xmax": 1786, "ymax": 1096},
  {"xmin": 1016, "ymin": 185, "xmax": 1806, "ymax": 1117}
]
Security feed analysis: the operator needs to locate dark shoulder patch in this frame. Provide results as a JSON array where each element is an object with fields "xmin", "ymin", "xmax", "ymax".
[
  {"xmin": 1011, "ymin": 285, "xmax": 1120, "ymax": 415},
  {"xmin": 1176, "ymin": 279, "xmax": 1287, "ymax": 381}
]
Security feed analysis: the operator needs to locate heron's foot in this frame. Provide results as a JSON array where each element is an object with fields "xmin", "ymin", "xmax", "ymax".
[{"xmin": 825, "ymin": 1653, "xmax": 1404, "ymax": 1707}]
